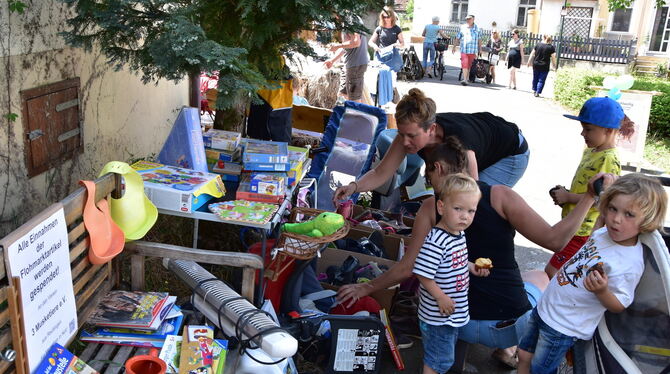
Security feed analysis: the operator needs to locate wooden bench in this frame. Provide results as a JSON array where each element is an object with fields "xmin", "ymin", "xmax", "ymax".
[{"xmin": 0, "ymin": 172, "xmax": 263, "ymax": 373}]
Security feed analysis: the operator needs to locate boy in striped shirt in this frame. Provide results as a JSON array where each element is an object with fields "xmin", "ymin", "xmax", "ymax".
[{"xmin": 413, "ymin": 173, "xmax": 490, "ymax": 374}]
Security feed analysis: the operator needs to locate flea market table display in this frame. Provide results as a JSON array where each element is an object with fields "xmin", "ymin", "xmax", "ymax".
[{"xmin": 135, "ymin": 136, "xmax": 312, "ymax": 306}]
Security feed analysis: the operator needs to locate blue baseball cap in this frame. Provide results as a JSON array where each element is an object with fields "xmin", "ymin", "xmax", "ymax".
[{"xmin": 563, "ymin": 97, "xmax": 624, "ymax": 129}]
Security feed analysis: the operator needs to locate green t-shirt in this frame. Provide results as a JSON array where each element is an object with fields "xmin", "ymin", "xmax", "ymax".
[{"xmin": 561, "ymin": 147, "xmax": 620, "ymax": 237}]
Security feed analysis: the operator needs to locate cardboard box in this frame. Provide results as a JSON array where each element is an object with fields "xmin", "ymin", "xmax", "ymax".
[
  {"xmin": 317, "ymin": 246, "xmax": 398, "ymax": 312},
  {"xmin": 243, "ymin": 139, "xmax": 289, "ymax": 164},
  {"xmin": 250, "ymin": 173, "xmax": 287, "ymax": 196},
  {"xmin": 351, "ymin": 205, "xmax": 415, "ymax": 240},
  {"xmin": 131, "ymin": 161, "xmax": 225, "ymax": 213},
  {"xmin": 158, "ymin": 107, "xmax": 208, "ymax": 172},
  {"xmin": 288, "ymin": 146, "xmax": 308, "ymax": 186},
  {"xmin": 243, "ymin": 161, "xmax": 291, "ymax": 172},
  {"xmin": 210, "ymin": 161, "xmax": 242, "ymax": 182},
  {"xmin": 205, "ymin": 146, "xmax": 240, "ymax": 165},
  {"xmin": 202, "ymin": 129, "xmax": 241, "ymax": 151},
  {"xmin": 236, "ymin": 174, "xmax": 284, "ymax": 204}
]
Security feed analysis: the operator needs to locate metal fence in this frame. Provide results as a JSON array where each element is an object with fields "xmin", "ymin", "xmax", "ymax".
[{"xmin": 439, "ymin": 25, "xmax": 636, "ymax": 64}]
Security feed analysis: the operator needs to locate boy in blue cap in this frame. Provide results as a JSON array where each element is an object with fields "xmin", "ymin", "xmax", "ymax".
[{"xmin": 545, "ymin": 97, "xmax": 635, "ymax": 278}]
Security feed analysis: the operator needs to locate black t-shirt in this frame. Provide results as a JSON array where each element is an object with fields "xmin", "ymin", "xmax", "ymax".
[
  {"xmin": 532, "ymin": 43, "xmax": 556, "ymax": 72},
  {"xmin": 374, "ymin": 25, "xmax": 402, "ymax": 48},
  {"xmin": 418, "ymin": 112, "xmax": 524, "ymax": 171},
  {"xmin": 436, "ymin": 182, "xmax": 531, "ymax": 320}
]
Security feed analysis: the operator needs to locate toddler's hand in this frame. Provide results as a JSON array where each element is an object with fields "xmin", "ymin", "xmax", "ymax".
[
  {"xmin": 468, "ymin": 262, "xmax": 490, "ymax": 277},
  {"xmin": 437, "ymin": 294, "xmax": 455, "ymax": 316},
  {"xmin": 584, "ymin": 268, "xmax": 609, "ymax": 294}
]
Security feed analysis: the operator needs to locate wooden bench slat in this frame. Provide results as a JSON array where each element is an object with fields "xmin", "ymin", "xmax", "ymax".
[
  {"xmin": 78, "ymin": 342, "xmax": 100, "ymax": 362},
  {"xmin": 0, "ymin": 359, "xmax": 14, "ymax": 374},
  {"xmin": 73, "ymin": 262, "xmax": 106, "ymax": 296},
  {"xmin": 76, "ymin": 276, "xmax": 113, "ymax": 329},
  {"xmin": 89, "ymin": 343, "xmax": 117, "ymax": 372},
  {"xmin": 0, "ymin": 309, "xmax": 9, "ymax": 328},
  {"xmin": 71, "ymin": 256, "xmax": 92, "ymax": 281},
  {"xmin": 70, "ymin": 237, "xmax": 90, "ymax": 263},
  {"xmin": 75, "ymin": 266, "xmax": 110, "ymax": 310},
  {"xmin": 68, "ymin": 222, "xmax": 86, "ymax": 245},
  {"xmin": 126, "ymin": 241, "xmax": 264, "ymax": 269},
  {"xmin": 105, "ymin": 345, "xmax": 135, "ymax": 374},
  {"xmin": 0, "ymin": 253, "xmax": 5, "ymax": 280}
]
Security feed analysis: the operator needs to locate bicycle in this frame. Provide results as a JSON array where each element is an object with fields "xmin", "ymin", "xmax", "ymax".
[{"xmin": 433, "ymin": 37, "xmax": 449, "ymax": 81}]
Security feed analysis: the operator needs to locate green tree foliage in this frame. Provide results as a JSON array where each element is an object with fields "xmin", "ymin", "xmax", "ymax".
[
  {"xmin": 60, "ymin": 0, "xmax": 383, "ymax": 109},
  {"xmin": 607, "ymin": 0, "xmax": 666, "ymax": 11}
]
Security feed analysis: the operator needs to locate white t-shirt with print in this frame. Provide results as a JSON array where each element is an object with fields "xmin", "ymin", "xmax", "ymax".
[{"xmin": 537, "ymin": 227, "xmax": 644, "ymax": 340}]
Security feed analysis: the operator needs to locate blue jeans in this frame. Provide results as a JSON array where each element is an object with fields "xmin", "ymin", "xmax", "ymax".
[
  {"xmin": 420, "ymin": 320, "xmax": 458, "ymax": 373},
  {"xmin": 458, "ymin": 282, "xmax": 542, "ymax": 349},
  {"xmin": 518, "ymin": 308, "xmax": 576, "ymax": 374},
  {"xmin": 422, "ymin": 42, "xmax": 436, "ymax": 69},
  {"xmin": 532, "ymin": 70, "xmax": 549, "ymax": 94},
  {"xmin": 478, "ymin": 132, "xmax": 530, "ymax": 188}
]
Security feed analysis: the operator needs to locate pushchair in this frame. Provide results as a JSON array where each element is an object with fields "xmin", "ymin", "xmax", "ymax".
[
  {"xmin": 458, "ymin": 52, "xmax": 493, "ymax": 84},
  {"xmin": 398, "ymin": 45, "xmax": 424, "ymax": 81}
]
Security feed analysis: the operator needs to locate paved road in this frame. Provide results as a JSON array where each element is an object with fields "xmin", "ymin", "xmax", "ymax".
[{"xmin": 380, "ymin": 46, "xmax": 585, "ymax": 374}]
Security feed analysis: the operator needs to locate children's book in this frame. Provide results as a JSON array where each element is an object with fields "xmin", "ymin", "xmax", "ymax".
[
  {"xmin": 211, "ymin": 339, "xmax": 229, "ymax": 374},
  {"xmin": 209, "ymin": 200, "xmax": 279, "ymax": 225},
  {"xmin": 159, "ymin": 335, "xmax": 183, "ymax": 373},
  {"xmin": 87, "ymin": 291, "xmax": 174, "ymax": 330},
  {"xmin": 34, "ymin": 343, "xmax": 98, "ymax": 374},
  {"xmin": 80, "ymin": 307, "xmax": 183, "ymax": 347},
  {"xmin": 179, "ymin": 325, "xmax": 215, "ymax": 374},
  {"xmin": 243, "ymin": 139, "xmax": 289, "ymax": 164}
]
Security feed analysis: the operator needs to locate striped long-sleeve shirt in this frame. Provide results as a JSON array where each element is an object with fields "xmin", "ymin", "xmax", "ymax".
[{"xmin": 412, "ymin": 227, "xmax": 470, "ymax": 326}]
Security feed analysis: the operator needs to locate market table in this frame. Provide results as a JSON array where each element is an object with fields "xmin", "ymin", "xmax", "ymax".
[{"xmin": 156, "ymin": 161, "xmax": 313, "ymax": 306}]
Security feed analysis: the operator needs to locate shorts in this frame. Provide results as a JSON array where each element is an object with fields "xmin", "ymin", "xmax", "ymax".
[
  {"xmin": 458, "ymin": 282, "xmax": 542, "ymax": 349},
  {"xmin": 518, "ymin": 308, "xmax": 577, "ymax": 374},
  {"xmin": 549, "ymin": 235, "xmax": 589, "ymax": 269},
  {"xmin": 420, "ymin": 320, "xmax": 458, "ymax": 373},
  {"xmin": 460, "ymin": 53, "xmax": 476, "ymax": 69},
  {"xmin": 339, "ymin": 64, "xmax": 367, "ymax": 101}
]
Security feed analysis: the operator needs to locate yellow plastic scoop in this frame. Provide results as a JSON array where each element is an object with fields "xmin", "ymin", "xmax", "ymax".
[{"xmin": 80, "ymin": 180, "xmax": 125, "ymax": 265}]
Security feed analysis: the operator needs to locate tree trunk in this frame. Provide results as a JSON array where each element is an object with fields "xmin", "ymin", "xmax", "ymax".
[{"xmin": 189, "ymin": 71, "xmax": 200, "ymax": 108}]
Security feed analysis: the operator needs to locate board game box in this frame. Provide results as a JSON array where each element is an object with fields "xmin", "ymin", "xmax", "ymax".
[
  {"xmin": 203, "ymin": 129, "xmax": 241, "ymax": 152},
  {"xmin": 209, "ymin": 200, "xmax": 279, "ymax": 224},
  {"xmin": 131, "ymin": 161, "xmax": 225, "ymax": 213},
  {"xmin": 243, "ymin": 139, "xmax": 289, "ymax": 164}
]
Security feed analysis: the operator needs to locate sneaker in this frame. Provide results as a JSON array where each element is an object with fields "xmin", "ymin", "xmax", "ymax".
[
  {"xmin": 426, "ymin": 72, "xmax": 433, "ymax": 78},
  {"xmin": 460, "ymin": 80, "xmax": 468, "ymax": 86},
  {"xmin": 534, "ymin": 92, "xmax": 539, "ymax": 97},
  {"xmin": 395, "ymin": 334, "xmax": 414, "ymax": 349}
]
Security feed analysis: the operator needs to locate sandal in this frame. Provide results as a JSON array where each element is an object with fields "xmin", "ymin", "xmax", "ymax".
[{"xmin": 492, "ymin": 348, "xmax": 518, "ymax": 369}]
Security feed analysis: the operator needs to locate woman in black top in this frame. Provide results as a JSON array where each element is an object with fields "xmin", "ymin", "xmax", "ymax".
[
  {"xmin": 337, "ymin": 137, "xmax": 607, "ymax": 367},
  {"xmin": 527, "ymin": 35, "xmax": 556, "ymax": 97},
  {"xmin": 333, "ymin": 88, "xmax": 529, "ymax": 204},
  {"xmin": 486, "ymin": 31, "xmax": 503, "ymax": 83},
  {"xmin": 368, "ymin": 6, "xmax": 405, "ymax": 72}
]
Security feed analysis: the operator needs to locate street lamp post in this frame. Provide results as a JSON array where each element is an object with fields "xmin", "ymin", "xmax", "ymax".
[{"xmin": 556, "ymin": 0, "xmax": 569, "ymax": 70}]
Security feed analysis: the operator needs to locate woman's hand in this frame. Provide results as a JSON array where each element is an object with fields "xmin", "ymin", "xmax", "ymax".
[
  {"xmin": 337, "ymin": 283, "xmax": 374, "ymax": 308},
  {"xmin": 586, "ymin": 173, "xmax": 617, "ymax": 198},
  {"xmin": 332, "ymin": 182, "xmax": 357, "ymax": 207},
  {"xmin": 437, "ymin": 294, "xmax": 455, "ymax": 316}
]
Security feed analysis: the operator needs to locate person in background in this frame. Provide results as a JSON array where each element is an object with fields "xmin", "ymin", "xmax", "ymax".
[
  {"xmin": 452, "ymin": 14, "xmax": 481, "ymax": 86},
  {"xmin": 486, "ymin": 31, "xmax": 503, "ymax": 84},
  {"xmin": 414, "ymin": 173, "xmax": 489, "ymax": 374},
  {"xmin": 368, "ymin": 6, "xmax": 405, "ymax": 72},
  {"xmin": 526, "ymin": 34, "xmax": 556, "ymax": 97},
  {"xmin": 518, "ymin": 174, "xmax": 667, "ymax": 374},
  {"xmin": 507, "ymin": 29, "xmax": 524, "ymax": 89},
  {"xmin": 325, "ymin": 21, "xmax": 370, "ymax": 103},
  {"xmin": 422, "ymin": 16, "xmax": 448, "ymax": 78},
  {"xmin": 547, "ymin": 98, "xmax": 635, "ymax": 278}
]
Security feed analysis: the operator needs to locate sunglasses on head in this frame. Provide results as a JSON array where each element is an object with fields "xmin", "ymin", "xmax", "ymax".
[{"xmin": 382, "ymin": 15, "xmax": 391, "ymax": 18}]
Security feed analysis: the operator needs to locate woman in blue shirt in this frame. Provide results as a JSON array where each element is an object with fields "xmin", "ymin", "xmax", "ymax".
[{"xmin": 422, "ymin": 16, "xmax": 448, "ymax": 77}]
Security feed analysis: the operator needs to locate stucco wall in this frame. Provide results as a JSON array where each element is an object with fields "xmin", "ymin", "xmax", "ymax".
[{"xmin": 0, "ymin": 2, "xmax": 189, "ymax": 235}]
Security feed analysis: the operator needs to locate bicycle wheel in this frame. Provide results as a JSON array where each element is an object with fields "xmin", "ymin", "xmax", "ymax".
[
  {"xmin": 433, "ymin": 58, "xmax": 438, "ymax": 78},
  {"xmin": 439, "ymin": 56, "xmax": 445, "ymax": 81}
]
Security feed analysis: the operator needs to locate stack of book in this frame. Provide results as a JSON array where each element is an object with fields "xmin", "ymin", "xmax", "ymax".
[
  {"xmin": 80, "ymin": 291, "xmax": 183, "ymax": 348},
  {"xmin": 204, "ymin": 130, "xmax": 243, "ymax": 182},
  {"xmin": 158, "ymin": 325, "xmax": 228, "ymax": 374}
]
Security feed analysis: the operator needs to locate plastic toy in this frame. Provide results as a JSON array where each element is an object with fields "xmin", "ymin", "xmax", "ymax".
[{"xmin": 282, "ymin": 212, "xmax": 345, "ymax": 237}]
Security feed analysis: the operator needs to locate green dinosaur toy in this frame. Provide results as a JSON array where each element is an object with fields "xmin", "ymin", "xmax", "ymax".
[{"xmin": 282, "ymin": 212, "xmax": 345, "ymax": 237}]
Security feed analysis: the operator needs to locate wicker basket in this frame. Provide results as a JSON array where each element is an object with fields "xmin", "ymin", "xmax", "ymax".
[{"xmin": 265, "ymin": 208, "xmax": 350, "ymax": 281}]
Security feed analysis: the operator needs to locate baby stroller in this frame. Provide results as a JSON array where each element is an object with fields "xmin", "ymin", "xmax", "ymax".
[
  {"xmin": 458, "ymin": 52, "xmax": 492, "ymax": 84},
  {"xmin": 398, "ymin": 45, "xmax": 424, "ymax": 81}
]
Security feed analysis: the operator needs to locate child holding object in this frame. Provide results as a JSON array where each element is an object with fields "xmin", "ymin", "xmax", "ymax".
[
  {"xmin": 412, "ymin": 173, "xmax": 490, "ymax": 374},
  {"xmin": 546, "ymin": 97, "xmax": 635, "ymax": 278},
  {"xmin": 518, "ymin": 173, "xmax": 668, "ymax": 374}
]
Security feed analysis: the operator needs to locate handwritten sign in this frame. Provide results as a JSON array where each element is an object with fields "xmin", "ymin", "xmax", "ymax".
[{"xmin": 2, "ymin": 204, "xmax": 77, "ymax": 372}]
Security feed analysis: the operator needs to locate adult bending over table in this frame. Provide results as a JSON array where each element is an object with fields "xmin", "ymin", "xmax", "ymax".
[
  {"xmin": 336, "ymin": 138, "xmax": 610, "ymax": 367},
  {"xmin": 332, "ymin": 88, "xmax": 529, "ymax": 205}
]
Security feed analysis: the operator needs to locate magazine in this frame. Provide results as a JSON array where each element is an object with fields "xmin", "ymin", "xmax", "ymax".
[
  {"xmin": 87, "ymin": 291, "xmax": 173, "ymax": 330},
  {"xmin": 34, "ymin": 343, "xmax": 98, "ymax": 374}
]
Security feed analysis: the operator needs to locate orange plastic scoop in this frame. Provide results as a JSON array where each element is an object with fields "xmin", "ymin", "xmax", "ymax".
[{"xmin": 80, "ymin": 180, "xmax": 125, "ymax": 265}]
